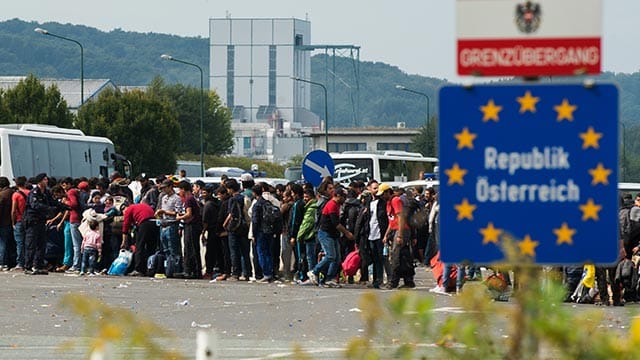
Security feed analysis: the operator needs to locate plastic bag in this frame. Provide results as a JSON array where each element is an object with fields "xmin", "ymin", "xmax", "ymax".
[{"xmin": 108, "ymin": 249, "xmax": 133, "ymax": 276}]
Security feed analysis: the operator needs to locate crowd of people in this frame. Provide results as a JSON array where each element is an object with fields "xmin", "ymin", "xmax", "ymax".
[
  {"xmin": 3, "ymin": 168, "xmax": 637, "ymax": 303},
  {"xmin": 0, "ymin": 170, "xmax": 449, "ymax": 290}
]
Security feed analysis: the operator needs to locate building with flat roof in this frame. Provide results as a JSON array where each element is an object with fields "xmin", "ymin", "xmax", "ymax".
[
  {"xmin": 309, "ymin": 126, "xmax": 421, "ymax": 153},
  {"xmin": 209, "ymin": 17, "xmax": 320, "ymax": 161}
]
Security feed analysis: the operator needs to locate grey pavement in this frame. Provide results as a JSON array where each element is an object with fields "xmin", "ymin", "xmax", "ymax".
[{"xmin": 0, "ymin": 266, "xmax": 635, "ymax": 359}]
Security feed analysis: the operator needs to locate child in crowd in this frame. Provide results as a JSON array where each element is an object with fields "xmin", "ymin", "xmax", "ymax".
[{"xmin": 80, "ymin": 220, "xmax": 102, "ymax": 276}]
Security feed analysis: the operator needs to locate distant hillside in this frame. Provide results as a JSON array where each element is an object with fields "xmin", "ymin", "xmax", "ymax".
[{"xmin": 1, "ymin": 18, "xmax": 639, "ymax": 128}]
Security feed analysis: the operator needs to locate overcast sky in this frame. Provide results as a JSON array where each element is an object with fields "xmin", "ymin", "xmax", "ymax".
[{"xmin": 4, "ymin": 0, "xmax": 638, "ymax": 80}]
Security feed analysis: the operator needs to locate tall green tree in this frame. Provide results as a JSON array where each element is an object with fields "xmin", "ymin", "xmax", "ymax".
[
  {"xmin": 147, "ymin": 77, "xmax": 233, "ymax": 156},
  {"xmin": 0, "ymin": 74, "xmax": 73, "ymax": 127},
  {"xmin": 410, "ymin": 117, "xmax": 438, "ymax": 157},
  {"xmin": 76, "ymin": 88, "xmax": 180, "ymax": 176}
]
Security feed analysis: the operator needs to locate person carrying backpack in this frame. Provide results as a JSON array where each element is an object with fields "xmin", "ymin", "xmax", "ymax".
[
  {"xmin": 379, "ymin": 184, "xmax": 415, "ymax": 289},
  {"xmin": 223, "ymin": 178, "xmax": 251, "ymax": 281},
  {"xmin": 296, "ymin": 188, "xmax": 318, "ymax": 283},
  {"xmin": 251, "ymin": 184, "xmax": 282, "ymax": 283},
  {"xmin": 307, "ymin": 186, "xmax": 354, "ymax": 288}
]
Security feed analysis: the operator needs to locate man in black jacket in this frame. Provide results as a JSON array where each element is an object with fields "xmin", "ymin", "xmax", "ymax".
[{"xmin": 23, "ymin": 173, "xmax": 69, "ymax": 275}]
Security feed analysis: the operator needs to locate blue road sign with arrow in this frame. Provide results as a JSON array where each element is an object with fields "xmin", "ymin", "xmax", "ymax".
[
  {"xmin": 302, "ymin": 150, "xmax": 335, "ymax": 187},
  {"xmin": 438, "ymin": 83, "xmax": 618, "ymax": 265}
]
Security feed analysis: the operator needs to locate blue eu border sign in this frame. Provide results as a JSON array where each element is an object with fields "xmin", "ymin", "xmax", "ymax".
[
  {"xmin": 438, "ymin": 83, "xmax": 618, "ymax": 265},
  {"xmin": 302, "ymin": 150, "xmax": 335, "ymax": 187}
]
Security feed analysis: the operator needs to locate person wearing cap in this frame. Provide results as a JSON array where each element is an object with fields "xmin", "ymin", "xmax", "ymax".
[
  {"xmin": 379, "ymin": 183, "xmax": 416, "ymax": 289},
  {"xmin": 240, "ymin": 173, "xmax": 254, "ymax": 190},
  {"xmin": 307, "ymin": 185, "xmax": 354, "ymax": 288},
  {"xmin": 109, "ymin": 172, "xmax": 134, "ymax": 204},
  {"xmin": 155, "ymin": 179, "xmax": 183, "ymax": 263},
  {"xmin": 23, "ymin": 173, "xmax": 69, "ymax": 275}
]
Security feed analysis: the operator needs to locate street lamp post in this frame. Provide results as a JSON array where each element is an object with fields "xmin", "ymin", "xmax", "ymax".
[
  {"xmin": 35, "ymin": 28, "xmax": 84, "ymax": 107},
  {"xmin": 395, "ymin": 85, "xmax": 430, "ymax": 128},
  {"xmin": 161, "ymin": 54, "xmax": 205, "ymax": 177},
  {"xmin": 292, "ymin": 77, "xmax": 329, "ymax": 150},
  {"xmin": 621, "ymin": 121, "xmax": 627, "ymax": 182}
]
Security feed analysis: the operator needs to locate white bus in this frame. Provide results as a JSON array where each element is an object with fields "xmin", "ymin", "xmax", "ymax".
[
  {"xmin": 330, "ymin": 150, "xmax": 438, "ymax": 187},
  {"xmin": 0, "ymin": 124, "xmax": 128, "ymax": 181}
]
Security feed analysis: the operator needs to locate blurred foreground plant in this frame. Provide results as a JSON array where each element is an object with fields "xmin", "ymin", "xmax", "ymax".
[
  {"xmin": 345, "ymin": 235, "xmax": 640, "ymax": 360},
  {"xmin": 59, "ymin": 293, "xmax": 184, "ymax": 359}
]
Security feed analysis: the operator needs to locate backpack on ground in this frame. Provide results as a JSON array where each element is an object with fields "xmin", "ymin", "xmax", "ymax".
[
  {"xmin": 485, "ymin": 271, "xmax": 511, "ymax": 302},
  {"xmin": 616, "ymin": 258, "xmax": 638, "ymax": 301},
  {"xmin": 261, "ymin": 200, "xmax": 283, "ymax": 234},
  {"xmin": 165, "ymin": 254, "xmax": 183, "ymax": 278},
  {"xmin": 147, "ymin": 251, "xmax": 166, "ymax": 275},
  {"xmin": 342, "ymin": 248, "xmax": 361, "ymax": 277}
]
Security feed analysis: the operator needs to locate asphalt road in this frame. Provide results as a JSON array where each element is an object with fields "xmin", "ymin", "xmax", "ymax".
[{"xmin": 0, "ymin": 267, "xmax": 634, "ymax": 359}]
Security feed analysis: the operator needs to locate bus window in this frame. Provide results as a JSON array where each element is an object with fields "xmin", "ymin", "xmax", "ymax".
[{"xmin": 379, "ymin": 159, "xmax": 407, "ymax": 182}]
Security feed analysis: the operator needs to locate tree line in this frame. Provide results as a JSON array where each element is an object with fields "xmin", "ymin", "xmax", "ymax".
[{"xmin": 0, "ymin": 75, "xmax": 234, "ymax": 176}]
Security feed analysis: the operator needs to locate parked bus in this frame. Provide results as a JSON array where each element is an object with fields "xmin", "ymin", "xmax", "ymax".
[
  {"xmin": 330, "ymin": 150, "xmax": 438, "ymax": 187},
  {"xmin": 0, "ymin": 124, "xmax": 129, "ymax": 181}
]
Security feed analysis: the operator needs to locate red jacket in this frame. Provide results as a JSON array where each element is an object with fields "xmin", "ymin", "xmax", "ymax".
[{"xmin": 122, "ymin": 203, "xmax": 155, "ymax": 234}]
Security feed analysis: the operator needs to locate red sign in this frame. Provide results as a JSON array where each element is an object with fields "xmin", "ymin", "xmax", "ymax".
[{"xmin": 457, "ymin": 0, "xmax": 602, "ymax": 77}]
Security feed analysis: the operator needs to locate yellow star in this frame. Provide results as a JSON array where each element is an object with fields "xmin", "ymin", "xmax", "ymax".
[
  {"xmin": 518, "ymin": 234, "xmax": 539, "ymax": 257},
  {"xmin": 454, "ymin": 198, "xmax": 476, "ymax": 221},
  {"xmin": 480, "ymin": 99, "xmax": 502, "ymax": 122},
  {"xmin": 553, "ymin": 222, "xmax": 576, "ymax": 245},
  {"xmin": 516, "ymin": 90, "xmax": 540, "ymax": 113},
  {"xmin": 589, "ymin": 163, "xmax": 612, "ymax": 185},
  {"xmin": 454, "ymin": 127, "xmax": 477, "ymax": 150},
  {"xmin": 579, "ymin": 126, "xmax": 603, "ymax": 149},
  {"xmin": 579, "ymin": 198, "xmax": 602, "ymax": 221},
  {"xmin": 480, "ymin": 222, "xmax": 502, "ymax": 245},
  {"xmin": 445, "ymin": 163, "xmax": 468, "ymax": 185},
  {"xmin": 554, "ymin": 98, "xmax": 577, "ymax": 121}
]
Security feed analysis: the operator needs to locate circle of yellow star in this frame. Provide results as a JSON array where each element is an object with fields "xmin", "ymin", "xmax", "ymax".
[
  {"xmin": 454, "ymin": 198, "xmax": 476, "ymax": 221},
  {"xmin": 579, "ymin": 198, "xmax": 602, "ymax": 221},
  {"xmin": 554, "ymin": 98, "xmax": 577, "ymax": 122},
  {"xmin": 553, "ymin": 222, "xmax": 576, "ymax": 245},
  {"xmin": 480, "ymin": 222, "xmax": 502, "ymax": 245},
  {"xmin": 579, "ymin": 126, "xmax": 603, "ymax": 149},
  {"xmin": 445, "ymin": 163, "xmax": 468, "ymax": 185},
  {"xmin": 518, "ymin": 234, "xmax": 539, "ymax": 257},
  {"xmin": 480, "ymin": 99, "xmax": 502, "ymax": 122},
  {"xmin": 516, "ymin": 90, "xmax": 540, "ymax": 113},
  {"xmin": 589, "ymin": 163, "xmax": 612, "ymax": 185},
  {"xmin": 454, "ymin": 127, "xmax": 477, "ymax": 150}
]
